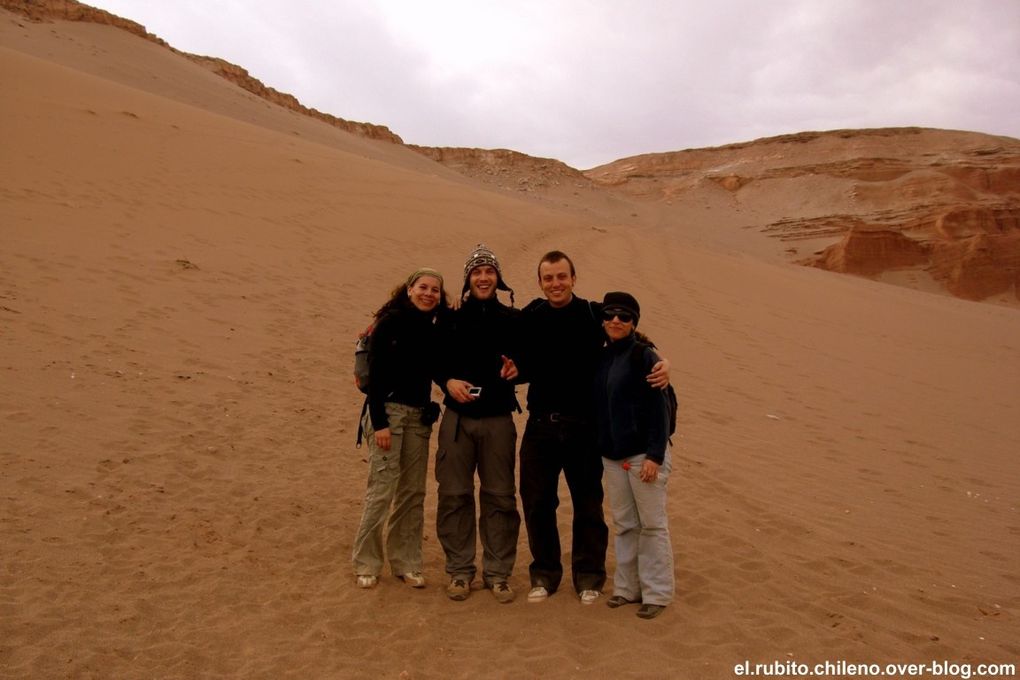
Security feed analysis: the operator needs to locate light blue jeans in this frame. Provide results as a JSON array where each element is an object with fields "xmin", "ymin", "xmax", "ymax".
[
  {"xmin": 352, "ymin": 402, "xmax": 432, "ymax": 577},
  {"xmin": 602, "ymin": 450, "xmax": 675, "ymax": 606}
]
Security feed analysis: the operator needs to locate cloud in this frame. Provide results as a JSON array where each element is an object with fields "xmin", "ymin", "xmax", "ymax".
[{"xmin": 87, "ymin": 0, "xmax": 1020, "ymax": 168}]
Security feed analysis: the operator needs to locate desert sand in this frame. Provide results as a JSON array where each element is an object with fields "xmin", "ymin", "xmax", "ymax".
[{"xmin": 1, "ymin": 8, "xmax": 1018, "ymax": 680}]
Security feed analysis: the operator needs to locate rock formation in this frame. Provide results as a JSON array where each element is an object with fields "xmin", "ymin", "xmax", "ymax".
[
  {"xmin": 814, "ymin": 227, "xmax": 930, "ymax": 276},
  {"xmin": 0, "ymin": 0, "xmax": 152, "ymax": 38},
  {"xmin": 587, "ymin": 128, "xmax": 1020, "ymax": 302},
  {"xmin": 409, "ymin": 146, "xmax": 593, "ymax": 192},
  {"xmin": 185, "ymin": 56, "xmax": 402, "ymax": 143}
]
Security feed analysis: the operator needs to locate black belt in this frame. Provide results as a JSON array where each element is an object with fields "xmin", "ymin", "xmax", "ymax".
[{"xmin": 529, "ymin": 412, "xmax": 588, "ymax": 426}]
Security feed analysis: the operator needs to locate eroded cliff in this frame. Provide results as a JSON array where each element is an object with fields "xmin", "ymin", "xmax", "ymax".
[{"xmin": 587, "ymin": 128, "xmax": 1020, "ymax": 302}]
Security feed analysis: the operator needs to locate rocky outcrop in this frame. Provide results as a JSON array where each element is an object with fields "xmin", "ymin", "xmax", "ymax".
[
  {"xmin": 1, "ymin": 0, "xmax": 402, "ymax": 144},
  {"xmin": 409, "ymin": 146, "xmax": 593, "ymax": 192},
  {"xmin": 796, "ymin": 205, "xmax": 1020, "ymax": 300},
  {"xmin": 929, "ymin": 209, "xmax": 1020, "ymax": 300},
  {"xmin": 0, "ymin": 0, "xmax": 156, "ymax": 40},
  {"xmin": 813, "ymin": 228, "xmax": 930, "ymax": 275},
  {"xmin": 585, "ymin": 128, "xmax": 1017, "ymax": 196},
  {"xmin": 589, "ymin": 128, "xmax": 1020, "ymax": 302},
  {"xmin": 186, "ymin": 56, "xmax": 402, "ymax": 143}
]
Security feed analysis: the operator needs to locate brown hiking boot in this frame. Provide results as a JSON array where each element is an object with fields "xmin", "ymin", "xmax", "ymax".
[
  {"xmin": 446, "ymin": 577, "xmax": 470, "ymax": 601},
  {"xmin": 490, "ymin": 580, "xmax": 515, "ymax": 604}
]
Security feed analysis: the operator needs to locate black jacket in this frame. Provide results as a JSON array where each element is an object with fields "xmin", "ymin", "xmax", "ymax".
[
  {"xmin": 367, "ymin": 303, "xmax": 441, "ymax": 430},
  {"xmin": 437, "ymin": 296, "xmax": 521, "ymax": 418},
  {"xmin": 519, "ymin": 295, "xmax": 604, "ymax": 419},
  {"xmin": 594, "ymin": 333, "xmax": 669, "ymax": 464}
]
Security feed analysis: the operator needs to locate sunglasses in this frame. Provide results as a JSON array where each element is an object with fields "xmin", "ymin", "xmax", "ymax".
[{"xmin": 602, "ymin": 310, "xmax": 634, "ymax": 323}]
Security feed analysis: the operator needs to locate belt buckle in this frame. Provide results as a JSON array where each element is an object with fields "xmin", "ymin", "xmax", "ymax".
[{"xmin": 548, "ymin": 413, "xmax": 561, "ymax": 423}]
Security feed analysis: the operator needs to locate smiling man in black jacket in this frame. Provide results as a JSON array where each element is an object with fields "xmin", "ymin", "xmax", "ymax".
[{"xmin": 434, "ymin": 244, "xmax": 522, "ymax": 604}]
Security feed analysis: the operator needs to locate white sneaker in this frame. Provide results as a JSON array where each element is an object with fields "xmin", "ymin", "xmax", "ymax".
[
  {"xmin": 579, "ymin": 589, "xmax": 601, "ymax": 605},
  {"xmin": 356, "ymin": 575, "xmax": 378, "ymax": 589},
  {"xmin": 399, "ymin": 572, "xmax": 426, "ymax": 588},
  {"xmin": 527, "ymin": 586, "xmax": 549, "ymax": 602}
]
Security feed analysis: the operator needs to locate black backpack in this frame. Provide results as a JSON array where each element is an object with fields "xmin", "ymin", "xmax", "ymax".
[{"xmin": 631, "ymin": 342, "xmax": 678, "ymax": 440}]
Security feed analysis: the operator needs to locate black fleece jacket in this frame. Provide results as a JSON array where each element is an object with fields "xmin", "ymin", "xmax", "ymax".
[
  {"xmin": 519, "ymin": 295, "xmax": 604, "ymax": 419},
  {"xmin": 436, "ymin": 296, "xmax": 522, "ymax": 418},
  {"xmin": 594, "ymin": 332, "xmax": 669, "ymax": 464},
  {"xmin": 367, "ymin": 303, "xmax": 441, "ymax": 431}
]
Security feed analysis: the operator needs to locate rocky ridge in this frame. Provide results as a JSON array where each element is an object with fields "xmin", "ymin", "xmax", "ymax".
[
  {"xmin": 586, "ymin": 128, "xmax": 1020, "ymax": 302},
  {"xmin": 409, "ymin": 146, "xmax": 594, "ymax": 193},
  {"xmin": 0, "ymin": 0, "xmax": 402, "ymax": 143},
  {"xmin": 5, "ymin": 0, "xmax": 1018, "ymax": 303}
]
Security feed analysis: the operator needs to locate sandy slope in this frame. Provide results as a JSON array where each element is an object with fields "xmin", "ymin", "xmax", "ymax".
[{"xmin": 1, "ymin": 13, "xmax": 1018, "ymax": 680}]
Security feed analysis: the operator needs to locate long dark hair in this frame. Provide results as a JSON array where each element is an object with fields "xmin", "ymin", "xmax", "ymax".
[{"xmin": 374, "ymin": 273, "xmax": 450, "ymax": 321}]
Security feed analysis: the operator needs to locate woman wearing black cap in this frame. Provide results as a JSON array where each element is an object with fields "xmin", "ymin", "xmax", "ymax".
[{"xmin": 593, "ymin": 291, "xmax": 674, "ymax": 619}]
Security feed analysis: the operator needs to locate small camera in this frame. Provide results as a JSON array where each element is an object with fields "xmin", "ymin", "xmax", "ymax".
[{"xmin": 468, "ymin": 386, "xmax": 483, "ymax": 397}]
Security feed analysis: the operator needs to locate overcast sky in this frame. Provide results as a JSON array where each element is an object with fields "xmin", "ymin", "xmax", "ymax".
[{"xmin": 87, "ymin": 0, "xmax": 1020, "ymax": 169}]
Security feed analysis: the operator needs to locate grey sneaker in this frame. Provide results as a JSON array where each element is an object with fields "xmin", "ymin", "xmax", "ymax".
[
  {"xmin": 446, "ymin": 577, "xmax": 471, "ymax": 601},
  {"xmin": 490, "ymin": 580, "xmax": 515, "ymax": 604}
]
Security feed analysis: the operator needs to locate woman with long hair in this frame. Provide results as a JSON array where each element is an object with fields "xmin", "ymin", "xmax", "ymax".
[{"xmin": 352, "ymin": 268, "xmax": 449, "ymax": 589}]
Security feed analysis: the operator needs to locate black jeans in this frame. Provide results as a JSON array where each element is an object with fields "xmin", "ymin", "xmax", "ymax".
[{"xmin": 519, "ymin": 415, "xmax": 608, "ymax": 593}]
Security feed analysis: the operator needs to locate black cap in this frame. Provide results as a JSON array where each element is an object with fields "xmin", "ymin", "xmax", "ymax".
[{"xmin": 602, "ymin": 291, "xmax": 640, "ymax": 325}]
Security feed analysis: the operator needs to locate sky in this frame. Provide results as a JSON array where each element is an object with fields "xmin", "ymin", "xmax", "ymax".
[{"xmin": 86, "ymin": 0, "xmax": 1020, "ymax": 169}]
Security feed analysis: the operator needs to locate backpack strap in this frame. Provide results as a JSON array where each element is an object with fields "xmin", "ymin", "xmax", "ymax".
[{"xmin": 355, "ymin": 396, "xmax": 369, "ymax": 448}]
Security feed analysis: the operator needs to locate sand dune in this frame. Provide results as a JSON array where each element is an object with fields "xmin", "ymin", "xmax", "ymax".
[{"xmin": 1, "ymin": 9, "xmax": 1018, "ymax": 680}]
